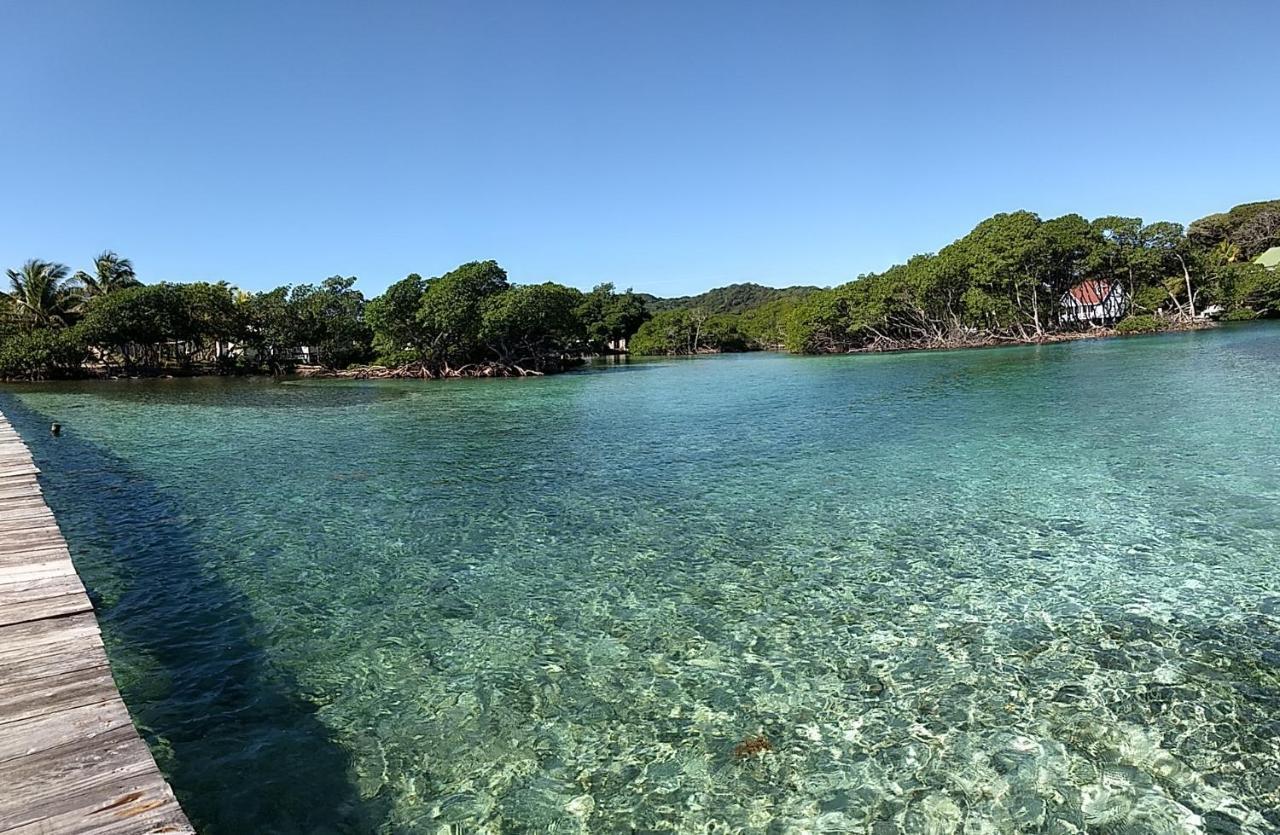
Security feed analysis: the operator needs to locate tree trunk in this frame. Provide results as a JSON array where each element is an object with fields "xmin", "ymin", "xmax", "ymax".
[{"xmin": 1177, "ymin": 254, "xmax": 1196, "ymax": 319}]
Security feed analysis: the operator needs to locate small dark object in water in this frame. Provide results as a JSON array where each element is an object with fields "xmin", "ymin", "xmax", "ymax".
[
  {"xmin": 733, "ymin": 735, "xmax": 773, "ymax": 760},
  {"xmin": 1052, "ymin": 684, "xmax": 1089, "ymax": 703},
  {"xmin": 50, "ymin": 423, "xmax": 61, "ymax": 436}
]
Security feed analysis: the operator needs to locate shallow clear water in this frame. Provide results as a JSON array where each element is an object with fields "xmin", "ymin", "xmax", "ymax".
[{"xmin": 3, "ymin": 325, "xmax": 1280, "ymax": 834}]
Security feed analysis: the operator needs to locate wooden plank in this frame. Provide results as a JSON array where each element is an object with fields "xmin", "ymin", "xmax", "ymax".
[
  {"xmin": 0, "ymin": 504, "xmax": 58, "ymax": 521},
  {"xmin": 0, "ymin": 593, "xmax": 93, "ymax": 628},
  {"xmin": 3, "ymin": 771, "xmax": 191, "ymax": 835},
  {"xmin": 0, "ymin": 613, "xmax": 102, "ymax": 665},
  {"xmin": 0, "ymin": 665, "xmax": 117, "ymax": 727},
  {"xmin": 0, "ymin": 542, "xmax": 73, "ymax": 561},
  {"xmin": 0, "ymin": 485, "xmax": 44, "ymax": 501},
  {"xmin": 0, "ymin": 561, "xmax": 80, "ymax": 584},
  {"xmin": 0, "ymin": 698, "xmax": 135, "ymax": 764},
  {"xmin": 0, "ymin": 522, "xmax": 62, "ymax": 540},
  {"xmin": 0, "ymin": 410, "xmax": 194, "ymax": 834},
  {"xmin": 0, "ymin": 574, "xmax": 89, "ymax": 607},
  {"xmin": 0, "ymin": 495, "xmax": 54, "ymax": 511},
  {"xmin": 0, "ymin": 726, "xmax": 181, "ymax": 832},
  {"xmin": 0, "ymin": 644, "xmax": 112, "ymax": 688},
  {"xmin": 0, "ymin": 537, "xmax": 72, "ymax": 558},
  {"xmin": 5, "ymin": 793, "xmax": 193, "ymax": 835}
]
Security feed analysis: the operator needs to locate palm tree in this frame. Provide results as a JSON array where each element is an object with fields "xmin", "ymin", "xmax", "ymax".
[
  {"xmin": 2, "ymin": 260, "xmax": 78, "ymax": 328},
  {"xmin": 73, "ymin": 250, "xmax": 140, "ymax": 300}
]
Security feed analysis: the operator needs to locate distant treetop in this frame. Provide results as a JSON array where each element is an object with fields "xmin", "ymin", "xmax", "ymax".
[{"xmin": 643, "ymin": 282, "xmax": 824, "ymax": 315}]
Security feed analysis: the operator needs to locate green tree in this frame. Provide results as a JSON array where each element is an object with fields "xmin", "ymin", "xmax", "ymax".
[
  {"xmin": 480, "ymin": 283, "xmax": 585, "ymax": 370},
  {"xmin": 78, "ymin": 282, "xmax": 242, "ymax": 370},
  {"xmin": 289, "ymin": 276, "xmax": 373, "ymax": 368},
  {"xmin": 575, "ymin": 283, "xmax": 650, "ymax": 351},
  {"xmin": 630, "ymin": 307, "xmax": 749, "ymax": 355},
  {"xmin": 366, "ymin": 273, "xmax": 427, "ymax": 362},
  {"xmin": 1232, "ymin": 210, "xmax": 1280, "ymax": 259},
  {"xmin": 2, "ymin": 260, "xmax": 78, "ymax": 329},
  {"xmin": 241, "ymin": 287, "xmax": 298, "ymax": 372},
  {"xmin": 951, "ymin": 211, "xmax": 1043, "ymax": 337},
  {"xmin": 73, "ymin": 251, "xmax": 141, "ymax": 301},
  {"xmin": 0, "ymin": 327, "xmax": 88, "ymax": 380},
  {"xmin": 417, "ymin": 260, "xmax": 510, "ymax": 367}
]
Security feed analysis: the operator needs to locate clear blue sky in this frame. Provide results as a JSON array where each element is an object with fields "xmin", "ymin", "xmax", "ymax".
[{"xmin": 3, "ymin": 1, "xmax": 1278, "ymax": 297}]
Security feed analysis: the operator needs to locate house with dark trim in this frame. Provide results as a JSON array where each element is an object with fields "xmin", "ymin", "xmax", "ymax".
[{"xmin": 1060, "ymin": 279, "xmax": 1127, "ymax": 324}]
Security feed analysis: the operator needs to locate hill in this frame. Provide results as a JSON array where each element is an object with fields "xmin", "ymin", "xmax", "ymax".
[{"xmin": 641, "ymin": 282, "xmax": 823, "ymax": 315}]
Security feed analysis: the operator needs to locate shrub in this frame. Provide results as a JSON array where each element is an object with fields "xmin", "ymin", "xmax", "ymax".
[
  {"xmin": 0, "ymin": 327, "xmax": 88, "ymax": 380},
  {"xmin": 373, "ymin": 349, "xmax": 425, "ymax": 368},
  {"xmin": 1114, "ymin": 315, "xmax": 1168, "ymax": 335},
  {"xmin": 1222, "ymin": 308, "xmax": 1259, "ymax": 321}
]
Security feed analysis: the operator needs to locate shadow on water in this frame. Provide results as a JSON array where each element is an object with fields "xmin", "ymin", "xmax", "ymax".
[{"xmin": 0, "ymin": 392, "xmax": 387, "ymax": 835}]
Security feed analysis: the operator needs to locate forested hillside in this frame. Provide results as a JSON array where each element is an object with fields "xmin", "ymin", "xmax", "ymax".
[
  {"xmin": 630, "ymin": 200, "xmax": 1280, "ymax": 356},
  {"xmin": 641, "ymin": 283, "xmax": 821, "ymax": 315},
  {"xmin": 4, "ymin": 200, "xmax": 1278, "ymax": 377}
]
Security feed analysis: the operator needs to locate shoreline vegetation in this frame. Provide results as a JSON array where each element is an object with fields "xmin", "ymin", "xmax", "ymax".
[
  {"xmin": 3, "ymin": 199, "xmax": 1278, "ymax": 382},
  {"xmin": 307, "ymin": 318, "xmax": 1224, "ymax": 381}
]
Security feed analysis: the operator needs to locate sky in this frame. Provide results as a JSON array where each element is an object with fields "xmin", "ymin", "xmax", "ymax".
[{"xmin": 2, "ymin": 1, "xmax": 1278, "ymax": 297}]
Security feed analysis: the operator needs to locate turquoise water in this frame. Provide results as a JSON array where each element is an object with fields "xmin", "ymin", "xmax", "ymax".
[{"xmin": 3, "ymin": 325, "xmax": 1280, "ymax": 834}]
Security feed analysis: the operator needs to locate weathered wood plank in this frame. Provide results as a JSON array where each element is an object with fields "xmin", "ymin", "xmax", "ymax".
[
  {"xmin": 0, "ymin": 593, "xmax": 94, "ymax": 628},
  {"xmin": 0, "ymin": 643, "xmax": 111, "ymax": 688},
  {"xmin": 0, "ymin": 665, "xmax": 117, "ymax": 727},
  {"xmin": 0, "ymin": 697, "xmax": 136, "ymax": 764},
  {"xmin": 3, "ymin": 770, "xmax": 191, "ymax": 835},
  {"xmin": 0, "ymin": 726, "xmax": 178, "ymax": 831},
  {"xmin": 0, "ymin": 409, "xmax": 194, "ymax": 834},
  {"xmin": 0, "ymin": 542, "xmax": 73, "ymax": 562},
  {"xmin": 0, "ymin": 535, "xmax": 72, "ymax": 553},
  {"xmin": 0, "ymin": 562, "xmax": 80, "ymax": 584},
  {"xmin": 0, "ymin": 574, "xmax": 88, "ymax": 606}
]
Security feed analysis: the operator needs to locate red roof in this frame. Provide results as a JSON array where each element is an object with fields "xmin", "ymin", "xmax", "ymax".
[{"xmin": 1067, "ymin": 280, "xmax": 1112, "ymax": 305}]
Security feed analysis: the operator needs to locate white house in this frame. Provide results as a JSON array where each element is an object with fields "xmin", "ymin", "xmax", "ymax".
[{"xmin": 1060, "ymin": 279, "xmax": 1127, "ymax": 324}]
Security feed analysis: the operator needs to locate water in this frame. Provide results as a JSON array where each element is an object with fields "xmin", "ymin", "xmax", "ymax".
[{"xmin": 3, "ymin": 325, "xmax": 1279, "ymax": 834}]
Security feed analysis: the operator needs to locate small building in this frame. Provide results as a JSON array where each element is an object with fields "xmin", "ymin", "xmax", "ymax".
[
  {"xmin": 1255, "ymin": 246, "xmax": 1280, "ymax": 270},
  {"xmin": 1060, "ymin": 279, "xmax": 1128, "ymax": 325}
]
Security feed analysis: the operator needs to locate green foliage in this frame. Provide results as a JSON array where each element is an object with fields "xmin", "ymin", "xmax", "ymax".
[
  {"xmin": 288, "ymin": 276, "xmax": 372, "ymax": 368},
  {"xmin": 239, "ymin": 278, "xmax": 374, "ymax": 369},
  {"xmin": 1226, "ymin": 262, "xmax": 1280, "ymax": 316},
  {"xmin": 0, "ymin": 326, "xmax": 87, "ymax": 380},
  {"xmin": 366, "ymin": 273, "xmax": 426, "ymax": 361},
  {"xmin": 629, "ymin": 308, "xmax": 750, "ymax": 355},
  {"xmin": 2, "ymin": 260, "xmax": 79, "ymax": 329},
  {"xmin": 736, "ymin": 294, "xmax": 817, "ymax": 350},
  {"xmin": 78, "ymin": 282, "xmax": 242, "ymax": 369},
  {"xmin": 773, "ymin": 203, "xmax": 1278, "ymax": 353},
  {"xmin": 72, "ymin": 251, "xmax": 140, "ymax": 301},
  {"xmin": 1114, "ymin": 315, "xmax": 1168, "ymax": 335},
  {"xmin": 480, "ymin": 283, "xmax": 585, "ymax": 367},
  {"xmin": 362, "ymin": 264, "xmax": 650, "ymax": 371},
  {"xmin": 1131, "ymin": 285, "xmax": 1168, "ymax": 313},
  {"xmin": 1222, "ymin": 308, "xmax": 1259, "ymax": 321},
  {"xmin": 363, "ymin": 265, "xmax": 651, "ymax": 370},
  {"xmin": 630, "ymin": 310, "xmax": 698, "ymax": 355},
  {"xmin": 1188, "ymin": 200, "xmax": 1280, "ymax": 259},
  {"xmin": 7, "ymin": 196, "xmax": 1279, "ymax": 378},
  {"xmin": 417, "ymin": 260, "xmax": 510, "ymax": 365},
  {"xmin": 575, "ymin": 283, "xmax": 649, "ymax": 350},
  {"xmin": 240, "ymin": 287, "xmax": 296, "ymax": 370},
  {"xmin": 644, "ymin": 283, "xmax": 821, "ymax": 315}
]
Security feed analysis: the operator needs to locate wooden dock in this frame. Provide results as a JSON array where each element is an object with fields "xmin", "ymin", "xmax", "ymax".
[{"xmin": 0, "ymin": 411, "xmax": 194, "ymax": 834}]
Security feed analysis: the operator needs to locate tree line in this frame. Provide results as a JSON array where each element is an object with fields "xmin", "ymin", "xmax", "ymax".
[
  {"xmin": 4, "ymin": 199, "xmax": 1277, "ymax": 378},
  {"xmin": 0, "ymin": 257, "xmax": 649, "ymax": 379},
  {"xmin": 630, "ymin": 199, "xmax": 1280, "ymax": 356}
]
